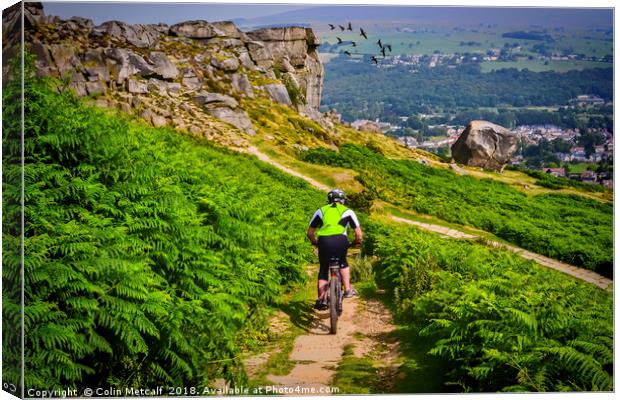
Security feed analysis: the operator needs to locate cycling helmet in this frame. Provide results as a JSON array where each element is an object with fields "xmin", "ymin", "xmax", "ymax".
[{"xmin": 327, "ymin": 188, "xmax": 346, "ymax": 204}]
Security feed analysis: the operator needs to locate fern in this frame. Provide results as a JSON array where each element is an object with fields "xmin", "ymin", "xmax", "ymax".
[
  {"xmin": 4, "ymin": 55, "xmax": 325, "ymax": 390},
  {"xmin": 365, "ymin": 221, "xmax": 613, "ymax": 392}
]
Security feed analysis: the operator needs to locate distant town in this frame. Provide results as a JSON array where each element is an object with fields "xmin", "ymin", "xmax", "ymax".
[
  {"xmin": 369, "ymin": 50, "xmax": 613, "ymax": 70},
  {"xmin": 344, "ymin": 94, "xmax": 613, "ymax": 189}
]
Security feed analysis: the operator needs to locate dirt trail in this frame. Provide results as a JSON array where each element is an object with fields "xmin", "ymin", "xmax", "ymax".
[
  {"xmin": 264, "ymin": 295, "xmax": 399, "ymax": 394},
  {"xmin": 391, "ymin": 215, "xmax": 612, "ymax": 290},
  {"xmin": 246, "ymin": 146, "xmax": 330, "ymax": 191},
  {"xmin": 245, "ymin": 146, "xmax": 612, "ymax": 291}
]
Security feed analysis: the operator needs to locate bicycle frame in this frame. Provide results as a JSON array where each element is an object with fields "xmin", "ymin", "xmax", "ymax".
[{"xmin": 327, "ymin": 257, "xmax": 343, "ymax": 334}]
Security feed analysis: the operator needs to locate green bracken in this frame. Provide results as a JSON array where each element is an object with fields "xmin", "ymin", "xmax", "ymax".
[
  {"xmin": 300, "ymin": 144, "xmax": 613, "ymax": 276},
  {"xmin": 2, "ymin": 57, "xmax": 323, "ymax": 391},
  {"xmin": 365, "ymin": 221, "xmax": 613, "ymax": 392}
]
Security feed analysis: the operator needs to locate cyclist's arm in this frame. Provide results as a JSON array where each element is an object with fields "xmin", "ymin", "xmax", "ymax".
[
  {"xmin": 308, "ymin": 209, "xmax": 322, "ymax": 246},
  {"xmin": 307, "ymin": 227, "xmax": 318, "ymax": 246},
  {"xmin": 354, "ymin": 226, "xmax": 363, "ymax": 246}
]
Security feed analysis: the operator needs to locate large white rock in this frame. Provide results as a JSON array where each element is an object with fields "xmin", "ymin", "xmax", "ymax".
[{"xmin": 451, "ymin": 120, "xmax": 518, "ymax": 172}]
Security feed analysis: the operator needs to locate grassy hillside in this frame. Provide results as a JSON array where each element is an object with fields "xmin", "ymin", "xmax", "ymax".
[
  {"xmin": 365, "ymin": 219, "xmax": 613, "ymax": 392},
  {"xmin": 3, "ymin": 63, "xmax": 324, "ymax": 390},
  {"xmin": 299, "ymin": 144, "xmax": 612, "ymax": 276},
  {"xmin": 2, "ymin": 56, "xmax": 613, "ymax": 395}
]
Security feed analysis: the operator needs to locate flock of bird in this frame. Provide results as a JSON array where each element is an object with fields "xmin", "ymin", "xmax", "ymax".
[{"xmin": 328, "ymin": 22, "xmax": 391, "ymax": 64}]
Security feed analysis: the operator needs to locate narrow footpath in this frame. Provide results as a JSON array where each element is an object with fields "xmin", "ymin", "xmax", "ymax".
[
  {"xmin": 245, "ymin": 146, "xmax": 612, "ymax": 291},
  {"xmin": 244, "ymin": 284, "xmax": 401, "ymax": 394}
]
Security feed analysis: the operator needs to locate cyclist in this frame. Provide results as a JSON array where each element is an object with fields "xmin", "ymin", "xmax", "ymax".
[{"xmin": 307, "ymin": 189, "xmax": 363, "ymax": 310}]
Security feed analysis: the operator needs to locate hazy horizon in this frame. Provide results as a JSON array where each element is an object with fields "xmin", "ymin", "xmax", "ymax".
[
  {"xmin": 43, "ymin": 2, "xmax": 311, "ymax": 24},
  {"xmin": 41, "ymin": 2, "xmax": 613, "ymax": 29}
]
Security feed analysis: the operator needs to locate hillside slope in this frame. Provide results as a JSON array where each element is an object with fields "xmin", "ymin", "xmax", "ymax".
[
  {"xmin": 2, "ymin": 2, "xmax": 613, "ymax": 394},
  {"xmin": 3, "ymin": 62, "xmax": 612, "ymax": 394}
]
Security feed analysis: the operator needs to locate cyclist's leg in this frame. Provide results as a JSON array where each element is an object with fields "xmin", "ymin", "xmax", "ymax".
[
  {"xmin": 317, "ymin": 237, "xmax": 330, "ymax": 300},
  {"xmin": 327, "ymin": 235, "xmax": 352, "ymax": 292},
  {"xmin": 340, "ymin": 267, "xmax": 351, "ymax": 292},
  {"xmin": 334, "ymin": 235, "xmax": 357, "ymax": 296}
]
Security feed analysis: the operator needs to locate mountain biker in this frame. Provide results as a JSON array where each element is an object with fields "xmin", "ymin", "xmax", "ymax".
[{"xmin": 307, "ymin": 189, "xmax": 363, "ymax": 310}]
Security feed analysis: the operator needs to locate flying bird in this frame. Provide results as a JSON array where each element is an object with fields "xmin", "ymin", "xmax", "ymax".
[
  {"xmin": 343, "ymin": 50, "xmax": 352, "ymax": 56},
  {"xmin": 381, "ymin": 46, "xmax": 386, "ymax": 57},
  {"xmin": 328, "ymin": 24, "xmax": 335, "ymax": 30},
  {"xmin": 371, "ymin": 56, "xmax": 378, "ymax": 64},
  {"xmin": 351, "ymin": 41, "xmax": 357, "ymax": 47},
  {"xmin": 337, "ymin": 37, "xmax": 343, "ymax": 44},
  {"xmin": 376, "ymin": 39, "xmax": 382, "ymax": 48},
  {"xmin": 360, "ymin": 27, "xmax": 368, "ymax": 39},
  {"xmin": 385, "ymin": 44, "xmax": 392, "ymax": 52},
  {"xmin": 347, "ymin": 22, "xmax": 353, "ymax": 31},
  {"xmin": 339, "ymin": 24, "xmax": 345, "ymax": 31}
]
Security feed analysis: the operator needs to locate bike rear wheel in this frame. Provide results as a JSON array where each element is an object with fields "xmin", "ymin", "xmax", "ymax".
[{"xmin": 329, "ymin": 276, "xmax": 339, "ymax": 334}]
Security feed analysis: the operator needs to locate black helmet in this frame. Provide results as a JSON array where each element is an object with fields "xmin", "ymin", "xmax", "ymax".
[{"xmin": 327, "ymin": 188, "xmax": 346, "ymax": 204}]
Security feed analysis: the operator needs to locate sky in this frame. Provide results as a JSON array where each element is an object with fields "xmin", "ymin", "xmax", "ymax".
[
  {"xmin": 38, "ymin": 0, "xmax": 615, "ymax": 26},
  {"xmin": 43, "ymin": 1, "xmax": 311, "ymax": 24}
]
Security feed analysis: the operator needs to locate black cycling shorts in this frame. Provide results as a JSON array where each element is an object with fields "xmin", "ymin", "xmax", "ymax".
[{"xmin": 317, "ymin": 235, "xmax": 349, "ymax": 281}]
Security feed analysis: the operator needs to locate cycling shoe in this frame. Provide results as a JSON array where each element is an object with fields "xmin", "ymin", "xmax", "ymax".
[{"xmin": 314, "ymin": 298, "xmax": 328, "ymax": 310}]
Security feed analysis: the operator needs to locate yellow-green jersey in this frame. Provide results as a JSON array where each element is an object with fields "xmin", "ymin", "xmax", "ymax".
[{"xmin": 308, "ymin": 203, "xmax": 360, "ymax": 237}]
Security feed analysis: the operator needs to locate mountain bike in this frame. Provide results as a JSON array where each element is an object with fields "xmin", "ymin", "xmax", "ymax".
[{"xmin": 327, "ymin": 256, "xmax": 344, "ymax": 334}]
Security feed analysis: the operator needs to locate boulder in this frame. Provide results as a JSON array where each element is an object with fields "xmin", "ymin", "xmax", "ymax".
[
  {"xmin": 210, "ymin": 21, "xmax": 242, "ymax": 39},
  {"xmin": 262, "ymin": 83, "xmax": 292, "ymax": 106},
  {"xmin": 127, "ymin": 78, "xmax": 148, "ymax": 94},
  {"xmin": 147, "ymin": 78, "xmax": 168, "ymax": 96},
  {"xmin": 193, "ymin": 91, "xmax": 239, "ymax": 109},
  {"xmin": 69, "ymin": 16, "xmax": 94, "ymax": 29},
  {"xmin": 105, "ymin": 48, "xmax": 155, "ymax": 83},
  {"xmin": 85, "ymin": 81, "xmax": 106, "ymax": 96},
  {"xmin": 208, "ymin": 107, "xmax": 256, "ymax": 135},
  {"xmin": 140, "ymin": 108, "xmax": 154, "ymax": 124},
  {"xmin": 149, "ymin": 51, "xmax": 178, "ymax": 80},
  {"xmin": 83, "ymin": 48, "xmax": 110, "ymax": 82},
  {"xmin": 247, "ymin": 27, "xmax": 307, "ymax": 42},
  {"xmin": 68, "ymin": 72, "xmax": 87, "ymax": 97},
  {"xmin": 246, "ymin": 41, "xmax": 273, "ymax": 68},
  {"xmin": 152, "ymin": 115, "xmax": 168, "ymax": 128},
  {"xmin": 170, "ymin": 20, "xmax": 218, "ymax": 39},
  {"xmin": 210, "ymin": 56, "xmax": 239, "ymax": 72},
  {"xmin": 31, "ymin": 41, "xmax": 53, "ymax": 74},
  {"xmin": 237, "ymin": 51, "xmax": 257, "ymax": 70},
  {"xmin": 451, "ymin": 120, "xmax": 518, "ymax": 172},
  {"xmin": 181, "ymin": 75, "xmax": 201, "ymax": 91},
  {"xmin": 117, "ymin": 101, "xmax": 132, "ymax": 114},
  {"xmin": 148, "ymin": 23, "xmax": 170, "ymax": 35},
  {"xmin": 49, "ymin": 44, "xmax": 84, "ymax": 77},
  {"xmin": 231, "ymin": 73, "xmax": 254, "ymax": 97},
  {"xmin": 166, "ymin": 82, "xmax": 182, "ymax": 97},
  {"xmin": 93, "ymin": 21, "xmax": 162, "ymax": 48}
]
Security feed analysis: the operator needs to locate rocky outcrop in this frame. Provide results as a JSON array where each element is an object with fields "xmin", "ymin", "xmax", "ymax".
[
  {"xmin": 450, "ymin": 120, "xmax": 518, "ymax": 172},
  {"xmin": 247, "ymin": 26, "xmax": 323, "ymax": 111},
  {"xmin": 92, "ymin": 21, "xmax": 164, "ymax": 48},
  {"xmin": 261, "ymin": 83, "xmax": 292, "ymax": 106},
  {"xmin": 4, "ymin": 2, "xmax": 329, "ymax": 147}
]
